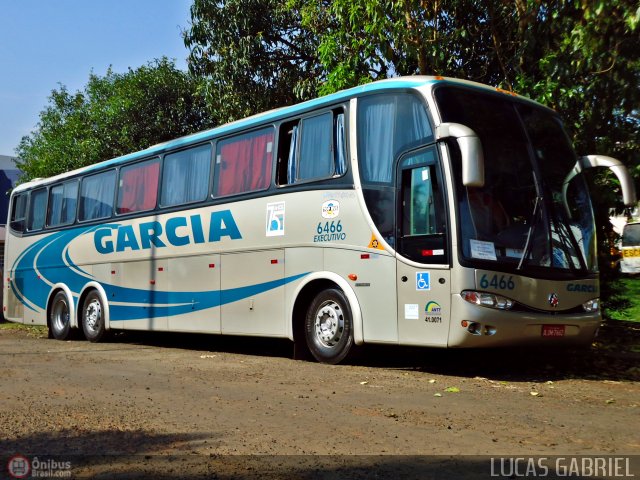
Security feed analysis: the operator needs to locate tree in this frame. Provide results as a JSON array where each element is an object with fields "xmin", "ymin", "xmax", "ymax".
[
  {"xmin": 17, "ymin": 58, "xmax": 212, "ymax": 180},
  {"xmin": 290, "ymin": 0, "xmax": 639, "ymax": 273},
  {"xmin": 183, "ymin": 0, "xmax": 323, "ymax": 123}
]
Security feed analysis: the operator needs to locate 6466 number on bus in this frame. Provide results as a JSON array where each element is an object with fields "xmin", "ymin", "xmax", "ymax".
[{"xmin": 479, "ymin": 274, "xmax": 515, "ymax": 290}]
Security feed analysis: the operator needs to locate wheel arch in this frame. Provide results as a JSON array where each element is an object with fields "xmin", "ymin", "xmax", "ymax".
[
  {"xmin": 288, "ymin": 272, "xmax": 363, "ymax": 346},
  {"xmin": 77, "ymin": 282, "xmax": 111, "ymax": 331},
  {"xmin": 46, "ymin": 284, "xmax": 77, "ymax": 329}
]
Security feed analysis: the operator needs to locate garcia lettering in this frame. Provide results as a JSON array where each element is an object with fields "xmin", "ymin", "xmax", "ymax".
[{"xmin": 94, "ymin": 210, "xmax": 242, "ymax": 254}]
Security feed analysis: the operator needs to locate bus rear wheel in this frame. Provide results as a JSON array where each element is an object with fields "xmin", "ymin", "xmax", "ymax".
[
  {"xmin": 82, "ymin": 290, "xmax": 107, "ymax": 343},
  {"xmin": 305, "ymin": 288, "xmax": 354, "ymax": 364},
  {"xmin": 49, "ymin": 291, "xmax": 71, "ymax": 340}
]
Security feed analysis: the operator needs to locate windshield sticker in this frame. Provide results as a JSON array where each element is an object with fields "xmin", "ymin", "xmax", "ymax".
[
  {"xmin": 405, "ymin": 304, "xmax": 419, "ymax": 320},
  {"xmin": 416, "ymin": 272, "xmax": 431, "ymax": 291},
  {"xmin": 321, "ymin": 200, "xmax": 340, "ymax": 219},
  {"xmin": 470, "ymin": 239, "xmax": 497, "ymax": 261},
  {"xmin": 266, "ymin": 202, "xmax": 285, "ymax": 237}
]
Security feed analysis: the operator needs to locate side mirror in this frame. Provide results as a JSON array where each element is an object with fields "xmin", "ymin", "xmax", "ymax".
[
  {"xmin": 579, "ymin": 155, "xmax": 637, "ymax": 206},
  {"xmin": 436, "ymin": 123, "xmax": 484, "ymax": 187}
]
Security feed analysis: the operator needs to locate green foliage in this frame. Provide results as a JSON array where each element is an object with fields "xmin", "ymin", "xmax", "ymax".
[
  {"xmin": 183, "ymin": 0, "xmax": 323, "ymax": 123},
  {"xmin": 16, "ymin": 58, "xmax": 212, "ymax": 181}
]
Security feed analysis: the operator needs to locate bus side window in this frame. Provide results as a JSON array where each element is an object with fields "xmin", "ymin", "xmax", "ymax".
[
  {"xmin": 213, "ymin": 127, "xmax": 274, "ymax": 197},
  {"xmin": 47, "ymin": 180, "xmax": 78, "ymax": 227},
  {"xmin": 79, "ymin": 170, "xmax": 117, "ymax": 222},
  {"xmin": 160, "ymin": 144, "xmax": 211, "ymax": 207},
  {"xmin": 277, "ymin": 110, "xmax": 346, "ymax": 186},
  {"xmin": 27, "ymin": 188, "xmax": 48, "ymax": 232},
  {"xmin": 10, "ymin": 193, "xmax": 28, "ymax": 233},
  {"xmin": 116, "ymin": 158, "xmax": 160, "ymax": 215},
  {"xmin": 276, "ymin": 120, "xmax": 298, "ymax": 185}
]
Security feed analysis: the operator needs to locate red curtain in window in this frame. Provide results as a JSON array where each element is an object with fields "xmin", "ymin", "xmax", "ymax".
[
  {"xmin": 217, "ymin": 131, "xmax": 273, "ymax": 196},
  {"xmin": 119, "ymin": 161, "xmax": 159, "ymax": 213}
]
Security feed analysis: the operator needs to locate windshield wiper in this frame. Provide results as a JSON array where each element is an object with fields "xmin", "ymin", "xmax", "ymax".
[{"xmin": 517, "ymin": 194, "xmax": 543, "ymax": 271}]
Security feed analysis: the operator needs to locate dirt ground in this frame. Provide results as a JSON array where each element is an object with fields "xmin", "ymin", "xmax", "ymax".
[{"xmin": 0, "ymin": 320, "xmax": 638, "ymax": 479}]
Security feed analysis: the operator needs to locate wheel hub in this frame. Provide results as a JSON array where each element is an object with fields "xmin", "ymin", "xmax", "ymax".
[
  {"xmin": 86, "ymin": 300, "xmax": 101, "ymax": 330},
  {"xmin": 314, "ymin": 301, "xmax": 344, "ymax": 347}
]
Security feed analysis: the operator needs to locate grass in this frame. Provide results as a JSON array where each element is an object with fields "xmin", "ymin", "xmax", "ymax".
[
  {"xmin": 0, "ymin": 319, "xmax": 48, "ymax": 337},
  {"xmin": 604, "ymin": 276, "xmax": 640, "ymax": 323}
]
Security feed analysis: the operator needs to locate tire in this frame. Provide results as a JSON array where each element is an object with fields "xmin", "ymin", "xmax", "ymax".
[
  {"xmin": 305, "ymin": 288, "xmax": 354, "ymax": 364},
  {"xmin": 49, "ymin": 291, "xmax": 72, "ymax": 340},
  {"xmin": 82, "ymin": 290, "xmax": 107, "ymax": 342}
]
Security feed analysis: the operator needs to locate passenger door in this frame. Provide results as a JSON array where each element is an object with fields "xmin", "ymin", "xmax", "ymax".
[{"xmin": 396, "ymin": 146, "xmax": 451, "ymax": 346}]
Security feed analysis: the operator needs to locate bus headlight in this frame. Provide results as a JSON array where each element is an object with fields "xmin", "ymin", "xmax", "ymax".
[
  {"xmin": 461, "ymin": 290, "xmax": 515, "ymax": 310},
  {"xmin": 582, "ymin": 298, "xmax": 600, "ymax": 313}
]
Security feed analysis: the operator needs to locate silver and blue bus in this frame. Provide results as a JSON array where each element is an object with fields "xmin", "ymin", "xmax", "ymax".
[{"xmin": 3, "ymin": 77, "xmax": 636, "ymax": 363}]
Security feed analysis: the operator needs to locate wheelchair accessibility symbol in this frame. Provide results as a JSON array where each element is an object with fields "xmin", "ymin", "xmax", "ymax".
[{"xmin": 416, "ymin": 272, "xmax": 431, "ymax": 291}]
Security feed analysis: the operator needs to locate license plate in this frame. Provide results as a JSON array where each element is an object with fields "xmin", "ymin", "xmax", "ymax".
[{"xmin": 542, "ymin": 325, "xmax": 565, "ymax": 337}]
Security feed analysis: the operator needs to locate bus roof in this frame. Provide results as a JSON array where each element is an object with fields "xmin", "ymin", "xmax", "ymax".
[{"xmin": 13, "ymin": 76, "xmax": 544, "ymax": 193}]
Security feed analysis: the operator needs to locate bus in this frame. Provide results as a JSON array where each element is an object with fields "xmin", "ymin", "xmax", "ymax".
[
  {"xmin": 3, "ymin": 76, "xmax": 636, "ymax": 363},
  {"xmin": 620, "ymin": 221, "xmax": 640, "ymax": 274},
  {"xmin": 0, "ymin": 155, "xmax": 21, "ymax": 319}
]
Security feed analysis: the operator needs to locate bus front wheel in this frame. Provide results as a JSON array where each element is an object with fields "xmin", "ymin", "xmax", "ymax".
[
  {"xmin": 82, "ymin": 290, "xmax": 106, "ymax": 343},
  {"xmin": 49, "ymin": 291, "xmax": 72, "ymax": 340},
  {"xmin": 305, "ymin": 288, "xmax": 354, "ymax": 364}
]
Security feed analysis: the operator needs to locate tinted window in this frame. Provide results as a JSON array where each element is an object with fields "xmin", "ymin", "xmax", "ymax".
[
  {"xmin": 161, "ymin": 144, "xmax": 211, "ymax": 207},
  {"xmin": 622, "ymin": 223, "xmax": 640, "ymax": 246},
  {"xmin": 214, "ymin": 128, "xmax": 274, "ymax": 197},
  {"xmin": 48, "ymin": 180, "xmax": 78, "ymax": 227},
  {"xmin": 117, "ymin": 158, "xmax": 160, "ymax": 214},
  {"xmin": 10, "ymin": 193, "xmax": 28, "ymax": 232},
  {"xmin": 79, "ymin": 170, "xmax": 116, "ymax": 221},
  {"xmin": 278, "ymin": 110, "xmax": 347, "ymax": 185},
  {"xmin": 357, "ymin": 93, "xmax": 433, "ymax": 185},
  {"xmin": 298, "ymin": 112, "xmax": 333, "ymax": 181},
  {"xmin": 27, "ymin": 188, "xmax": 47, "ymax": 231}
]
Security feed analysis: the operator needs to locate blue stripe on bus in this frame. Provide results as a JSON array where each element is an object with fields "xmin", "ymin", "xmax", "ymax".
[{"xmin": 11, "ymin": 226, "xmax": 308, "ymax": 320}]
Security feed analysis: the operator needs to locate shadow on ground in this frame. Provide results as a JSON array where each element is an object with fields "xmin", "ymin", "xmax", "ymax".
[
  {"xmin": 2, "ymin": 317, "xmax": 638, "ymax": 383},
  {"xmin": 1, "ymin": 436, "xmax": 574, "ymax": 480},
  {"xmin": 87, "ymin": 318, "xmax": 640, "ymax": 383}
]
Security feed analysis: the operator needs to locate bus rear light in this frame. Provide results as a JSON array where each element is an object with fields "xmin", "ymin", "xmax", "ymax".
[
  {"xmin": 348, "ymin": 274, "xmax": 358, "ymax": 281},
  {"xmin": 209, "ymin": 264, "xmax": 215, "ymax": 268},
  {"xmin": 271, "ymin": 259, "xmax": 278, "ymax": 264},
  {"xmin": 360, "ymin": 254, "xmax": 370, "ymax": 259},
  {"xmin": 461, "ymin": 290, "xmax": 514, "ymax": 310}
]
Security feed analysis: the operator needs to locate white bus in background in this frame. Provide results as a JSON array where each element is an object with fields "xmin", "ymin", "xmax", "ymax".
[
  {"xmin": 3, "ymin": 77, "xmax": 636, "ymax": 363},
  {"xmin": 620, "ymin": 221, "xmax": 640, "ymax": 275},
  {"xmin": 0, "ymin": 155, "xmax": 21, "ymax": 319}
]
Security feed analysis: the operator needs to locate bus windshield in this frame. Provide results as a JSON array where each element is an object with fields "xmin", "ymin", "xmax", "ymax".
[
  {"xmin": 435, "ymin": 86, "xmax": 597, "ymax": 276},
  {"xmin": 622, "ymin": 223, "xmax": 640, "ymax": 247}
]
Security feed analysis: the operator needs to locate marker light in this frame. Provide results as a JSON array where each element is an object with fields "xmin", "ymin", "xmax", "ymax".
[
  {"xmin": 582, "ymin": 298, "xmax": 600, "ymax": 313},
  {"xmin": 461, "ymin": 290, "xmax": 515, "ymax": 310}
]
